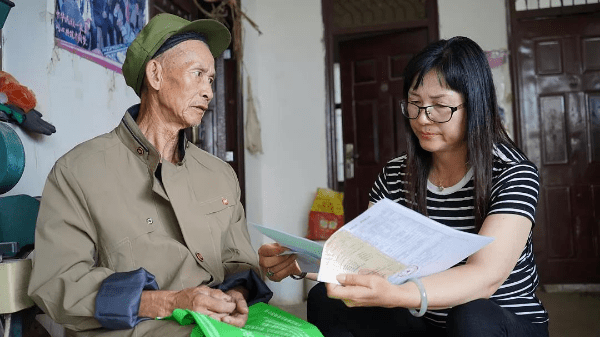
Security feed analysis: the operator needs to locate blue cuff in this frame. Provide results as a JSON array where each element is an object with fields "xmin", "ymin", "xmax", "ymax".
[
  {"xmin": 215, "ymin": 269, "xmax": 273, "ymax": 306},
  {"xmin": 94, "ymin": 267, "xmax": 159, "ymax": 330}
]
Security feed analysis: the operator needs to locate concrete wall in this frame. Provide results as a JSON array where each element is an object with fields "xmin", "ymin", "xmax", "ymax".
[{"xmin": 2, "ymin": 0, "xmax": 139, "ymax": 197}]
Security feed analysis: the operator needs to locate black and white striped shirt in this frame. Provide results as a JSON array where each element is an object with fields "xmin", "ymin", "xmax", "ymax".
[{"xmin": 369, "ymin": 143, "xmax": 549, "ymax": 326}]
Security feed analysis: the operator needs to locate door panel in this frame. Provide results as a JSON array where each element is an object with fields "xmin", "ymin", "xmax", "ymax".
[
  {"xmin": 590, "ymin": 94, "xmax": 600, "ymax": 161},
  {"xmin": 545, "ymin": 186, "xmax": 573, "ymax": 259},
  {"xmin": 515, "ymin": 15, "xmax": 600, "ymax": 283},
  {"xmin": 540, "ymin": 95, "xmax": 568, "ymax": 164},
  {"xmin": 355, "ymin": 100, "xmax": 380, "ymax": 165},
  {"xmin": 582, "ymin": 37, "xmax": 600, "ymax": 71},
  {"xmin": 340, "ymin": 29, "xmax": 429, "ymax": 222}
]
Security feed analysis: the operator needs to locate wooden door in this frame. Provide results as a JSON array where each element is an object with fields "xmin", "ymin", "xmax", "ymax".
[
  {"xmin": 514, "ymin": 14, "xmax": 600, "ymax": 283},
  {"xmin": 340, "ymin": 29, "xmax": 429, "ymax": 222}
]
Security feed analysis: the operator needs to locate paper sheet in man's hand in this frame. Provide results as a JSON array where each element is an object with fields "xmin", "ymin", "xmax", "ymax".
[
  {"xmin": 252, "ymin": 198, "xmax": 493, "ymax": 284},
  {"xmin": 251, "ymin": 223, "xmax": 323, "ymax": 273}
]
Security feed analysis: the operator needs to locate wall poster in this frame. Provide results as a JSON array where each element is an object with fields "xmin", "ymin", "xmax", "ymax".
[{"xmin": 54, "ymin": 0, "xmax": 148, "ymax": 73}]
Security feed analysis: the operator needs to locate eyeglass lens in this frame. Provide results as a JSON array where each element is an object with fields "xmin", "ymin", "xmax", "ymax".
[{"xmin": 403, "ymin": 103, "xmax": 453, "ymax": 123}]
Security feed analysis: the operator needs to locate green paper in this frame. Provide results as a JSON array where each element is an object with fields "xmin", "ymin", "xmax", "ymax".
[{"xmin": 161, "ymin": 302, "xmax": 323, "ymax": 337}]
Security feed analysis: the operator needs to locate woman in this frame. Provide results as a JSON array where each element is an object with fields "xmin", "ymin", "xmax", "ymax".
[{"xmin": 259, "ymin": 36, "xmax": 549, "ymax": 336}]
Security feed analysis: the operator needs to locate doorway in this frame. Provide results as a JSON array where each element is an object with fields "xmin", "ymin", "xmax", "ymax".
[
  {"xmin": 322, "ymin": 0, "xmax": 439, "ymax": 222},
  {"xmin": 339, "ymin": 29, "xmax": 430, "ymax": 221}
]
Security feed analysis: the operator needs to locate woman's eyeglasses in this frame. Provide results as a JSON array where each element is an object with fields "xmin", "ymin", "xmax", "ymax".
[{"xmin": 400, "ymin": 101, "xmax": 464, "ymax": 123}]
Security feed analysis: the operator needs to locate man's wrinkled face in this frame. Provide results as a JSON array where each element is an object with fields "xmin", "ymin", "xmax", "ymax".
[{"xmin": 156, "ymin": 40, "xmax": 215, "ymax": 128}]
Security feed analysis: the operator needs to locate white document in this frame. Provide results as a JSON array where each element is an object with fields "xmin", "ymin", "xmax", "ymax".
[
  {"xmin": 317, "ymin": 199, "xmax": 494, "ymax": 285},
  {"xmin": 252, "ymin": 198, "xmax": 493, "ymax": 284},
  {"xmin": 251, "ymin": 223, "xmax": 323, "ymax": 273}
]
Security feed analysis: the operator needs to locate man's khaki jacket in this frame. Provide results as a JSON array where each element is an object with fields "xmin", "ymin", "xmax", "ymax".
[{"xmin": 28, "ymin": 106, "xmax": 260, "ymax": 335}]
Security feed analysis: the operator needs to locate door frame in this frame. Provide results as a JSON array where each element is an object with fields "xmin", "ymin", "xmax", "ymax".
[{"xmin": 321, "ymin": 0, "xmax": 439, "ymax": 192}]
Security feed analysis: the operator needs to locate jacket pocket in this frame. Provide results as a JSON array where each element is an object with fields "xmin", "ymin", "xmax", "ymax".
[
  {"xmin": 106, "ymin": 237, "xmax": 136, "ymax": 272},
  {"xmin": 197, "ymin": 194, "xmax": 237, "ymax": 214},
  {"xmin": 101, "ymin": 217, "xmax": 157, "ymax": 272}
]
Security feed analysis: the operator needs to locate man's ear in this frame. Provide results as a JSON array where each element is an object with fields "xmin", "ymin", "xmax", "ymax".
[{"xmin": 145, "ymin": 59, "xmax": 163, "ymax": 91}]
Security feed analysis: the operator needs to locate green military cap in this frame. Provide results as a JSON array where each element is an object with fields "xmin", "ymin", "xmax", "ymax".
[{"xmin": 122, "ymin": 13, "xmax": 231, "ymax": 97}]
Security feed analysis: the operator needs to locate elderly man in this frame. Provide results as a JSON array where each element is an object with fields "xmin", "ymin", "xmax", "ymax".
[{"xmin": 28, "ymin": 14, "xmax": 270, "ymax": 336}]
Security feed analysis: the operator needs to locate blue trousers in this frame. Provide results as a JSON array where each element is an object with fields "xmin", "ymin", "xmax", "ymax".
[{"xmin": 307, "ymin": 283, "xmax": 549, "ymax": 337}]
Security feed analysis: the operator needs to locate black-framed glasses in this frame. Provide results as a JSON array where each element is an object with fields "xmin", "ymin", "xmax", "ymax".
[{"xmin": 400, "ymin": 101, "xmax": 464, "ymax": 123}]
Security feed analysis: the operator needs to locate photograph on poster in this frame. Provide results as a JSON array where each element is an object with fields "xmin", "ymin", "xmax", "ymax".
[{"xmin": 54, "ymin": 0, "xmax": 147, "ymax": 73}]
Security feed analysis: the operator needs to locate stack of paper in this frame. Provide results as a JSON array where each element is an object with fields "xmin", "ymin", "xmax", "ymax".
[{"xmin": 253, "ymin": 198, "xmax": 493, "ymax": 284}]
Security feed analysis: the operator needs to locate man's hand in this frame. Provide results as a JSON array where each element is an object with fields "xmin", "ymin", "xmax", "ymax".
[
  {"xmin": 139, "ymin": 286, "xmax": 236, "ymax": 322},
  {"xmin": 170, "ymin": 286, "xmax": 236, "ymax": 320},
  {"xmin": 223, "ymin": 286, "xmax": 249, "ymax": 328},
  {"xmin": 258, "ymin": 243, "xmax": 302, "ymax": 282}
]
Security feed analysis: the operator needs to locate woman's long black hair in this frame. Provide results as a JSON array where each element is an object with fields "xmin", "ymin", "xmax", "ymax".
[{"xmin": 402, "ymin": 36, "xmax": 516, "ymax": 230}]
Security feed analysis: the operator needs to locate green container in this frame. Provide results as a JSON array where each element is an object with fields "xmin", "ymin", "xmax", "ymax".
[
  {"xmin": 0, "ymin": 123, "xmax": 25, "ymax": 194},
  {"xmin": 0, "ymin": 0, "xmax": 14, "ymax": 30},
  {"xmin": 0, "ymin": 194, "xmax": 39, "ymax": 257}
]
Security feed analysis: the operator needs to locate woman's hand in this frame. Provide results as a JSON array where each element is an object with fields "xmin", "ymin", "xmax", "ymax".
[
  {"xmin": 258, "ymin": 243, "xmax": 302, "ymax": 281},
  {"xmin": 326, "ymin": 273, "xmax": 399, "ymax": 308}
]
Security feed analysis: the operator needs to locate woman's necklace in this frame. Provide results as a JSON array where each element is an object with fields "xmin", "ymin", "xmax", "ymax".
[
  {"xmin": 432, "ymin": 161, "xmax": 470, "ymax": 192},
  {"xmin": 435, "ymin": 178, "xmax": 445, "ymax": 192}
]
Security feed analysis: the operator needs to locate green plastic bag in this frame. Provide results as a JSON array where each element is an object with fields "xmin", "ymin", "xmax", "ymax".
[{"xmin": 161, "ymin": 302, "xmax": 324, "ymax": 337}]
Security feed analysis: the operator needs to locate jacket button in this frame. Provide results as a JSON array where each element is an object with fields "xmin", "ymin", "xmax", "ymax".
[
  {"xmin": 222, "ymin": 198, "xmax": 228, "ymax": 205},
  {"xmin": 196, "ymin": 252, "xmax": 204, "ymax": 262},
  {"xmin": 146, "ymin": 218, "xmax": 153, "ymax": 224},
  {"xmin": 136, "ymin": 147, "xmax": 144, "ymax": 155}
]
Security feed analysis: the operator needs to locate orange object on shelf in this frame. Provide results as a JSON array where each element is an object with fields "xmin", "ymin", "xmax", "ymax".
[{"xmin": 0, "ymin": 71, "xmax": 37, "ymax": 113}]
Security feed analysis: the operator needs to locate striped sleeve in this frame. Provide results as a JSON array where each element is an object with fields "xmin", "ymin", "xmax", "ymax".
[{"xmin": 488, "ymin": 161, "xmax": 539, "ymax": 224}]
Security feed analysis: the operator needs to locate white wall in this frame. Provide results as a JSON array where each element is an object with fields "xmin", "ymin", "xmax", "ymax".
[
  {"xmin": 438, "ymin": 0, "xmax": 514, "ymax": 139},
  {"xmin": 2, "ymin": 0, "xmax": 139, "ymax": 197},
  {"xmin": 242, "ymin": 0, "xmax": 328, "ymax": 305}
]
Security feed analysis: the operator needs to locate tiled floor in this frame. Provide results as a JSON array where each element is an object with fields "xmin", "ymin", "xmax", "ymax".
[
  {"xmin": 537, "ymin": 290, "xmax": 600, "ymax": 337},
  {"xmin": 276, "ymin": 290, "xmax": 600, "ymax": 337}
]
